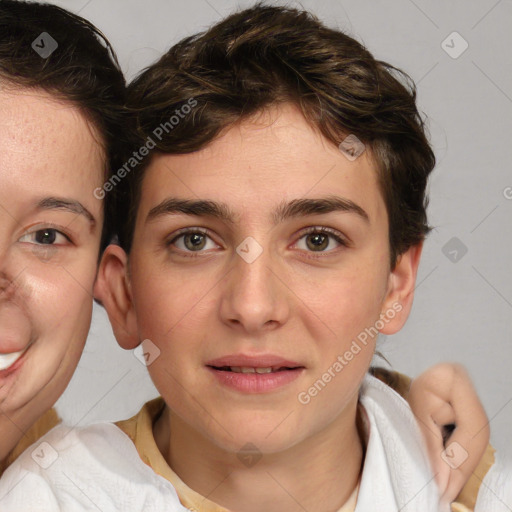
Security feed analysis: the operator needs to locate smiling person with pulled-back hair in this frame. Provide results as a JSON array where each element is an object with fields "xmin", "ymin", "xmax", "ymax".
[{"xmin": 0, "ymin": 0, "xmax": 126, "ymax": 474}]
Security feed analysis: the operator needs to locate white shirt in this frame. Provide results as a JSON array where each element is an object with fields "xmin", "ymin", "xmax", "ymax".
[{"xmin": 1, "ymin": 374, "xmax": 506, "ymax": 511}]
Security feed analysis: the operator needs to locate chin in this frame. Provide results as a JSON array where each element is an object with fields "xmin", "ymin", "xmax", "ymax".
[{"xmin": 204, "ymin": 417, "xmax": 303, "ymax": 455}]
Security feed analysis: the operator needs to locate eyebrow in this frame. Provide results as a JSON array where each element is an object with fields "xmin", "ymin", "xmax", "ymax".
[
  {"xmin": 273, "ymin": 196, "xmax": 369, "ymax": 224},
  {"xmin": 37, "ymin": 197, "xmax": 96, "ymax": 225},
  {"xmin": 146, "ymin": 196, "xmax": 369, "ymax": 225}
]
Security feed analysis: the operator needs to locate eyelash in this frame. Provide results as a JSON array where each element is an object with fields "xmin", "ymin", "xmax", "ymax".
[
  {"xmin": 166, "ymin": 226, "xmax": 348, "ymax": 256},
  {"xmin": 166, "ymin": 228, "xmax": 212, "ymax": 256},
  {"xmin": 19, "ymin": 224, "xmax": 73, "ymax": 246},
  {"xmin": 296, "ymin": 226, "xmax": 348, "ymax": 255}
]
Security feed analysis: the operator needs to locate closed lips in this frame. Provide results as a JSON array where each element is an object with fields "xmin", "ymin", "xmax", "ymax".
[{"xmin": 211, "ymin": 366, "xmax": 302, "ymax": 373}]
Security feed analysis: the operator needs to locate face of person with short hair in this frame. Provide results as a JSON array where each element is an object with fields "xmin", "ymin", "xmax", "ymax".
[
  {"xmin": 98, "ymin": 103, "xmax": 421, "ymax": 456},
  {"xmin": 0, "ymin": 88, "xmax": 104, "ymax": 439}
]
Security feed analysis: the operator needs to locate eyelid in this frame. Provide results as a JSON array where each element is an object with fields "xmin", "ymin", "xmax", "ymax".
[
  {"xmin": 295, "ymin": 226, "xmax": 350, "ymax": 247},
  {"xmin": 18, "ymin": 224, "xmax": 73, "ymax": 245},
  {"xmin": 164, "ymin": 226, "xmax": 349, "ymax": 255},
  {"xmin": 167, "ymin": 226, "xmax": 211, "ymax": 243},
  {"xmin": 166, "ymin": 227, "xmax": 222, "ymax": 251}
]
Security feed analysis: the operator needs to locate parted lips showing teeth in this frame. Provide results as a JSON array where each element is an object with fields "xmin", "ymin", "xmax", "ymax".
[{"xmin": 209, "ymin": 366, "xmax": 301, "ymax": 374}]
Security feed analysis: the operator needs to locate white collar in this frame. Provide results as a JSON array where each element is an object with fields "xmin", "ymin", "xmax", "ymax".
[{"xmin": 355, "ymin": 374, "xmax": 441, "ymax": 511}]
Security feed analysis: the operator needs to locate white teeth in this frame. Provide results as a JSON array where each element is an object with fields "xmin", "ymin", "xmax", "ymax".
[
  {"xmin": 229, "ymin": 366, "xmax": 273, "ymax": 374},
  {"xmin": 0, "ymin": 350, "xmax": 25, "ymax": 371},
  {"xmin": 255, "ymin": 367, "xmax": 272, "ymax": 374}
]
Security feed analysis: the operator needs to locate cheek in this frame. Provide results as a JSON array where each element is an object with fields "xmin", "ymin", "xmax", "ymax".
[
  {"xmin": 131, "ymin": 258, "xmax": 211, "ymax": 339},
  {"xmin": 26, "ymin": 263, "xmax": 96, "ymax": 345},
  {"xmin": 4, "ymin": 265, "xmax": 95, "ymax": 412},
  {"xmin": 298, "ymin": 261, "xmax": 388, "ymax": 342}
]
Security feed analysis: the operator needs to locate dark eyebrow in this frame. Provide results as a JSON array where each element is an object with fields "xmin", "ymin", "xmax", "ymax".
[
  {"xmin": 146, "ymin": 196, "xmax": 369, "ymax": 225},
  {"xmin": 272, "ymin": 196, "xmax": 369, "ymax": 224},
  {"xmin": 37, "ymin": 197, "xmax": 96, "ymax": 225},
  {"xmin": 146, "ymin": 198, "xmax": 238, "ymax": 224}
]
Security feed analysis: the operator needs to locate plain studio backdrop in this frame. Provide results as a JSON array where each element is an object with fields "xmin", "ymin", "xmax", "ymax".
[{"xmin": 41, "ymin": 0, "xmax": 512, "ymax": 458}]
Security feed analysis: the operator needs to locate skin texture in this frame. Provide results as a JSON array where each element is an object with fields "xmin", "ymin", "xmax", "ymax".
[
  {"xmin": 96, "ymin": 103, "xmax": 423, "ymax": 512},
  {"xmin": 0, "ymin": 87, "xmax": 104, "ymax": 462}
]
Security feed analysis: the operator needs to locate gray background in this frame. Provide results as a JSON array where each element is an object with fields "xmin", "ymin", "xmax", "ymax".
[{"xmin": 42, "ymin": 0, "xmax": 511, "ymax": 457}]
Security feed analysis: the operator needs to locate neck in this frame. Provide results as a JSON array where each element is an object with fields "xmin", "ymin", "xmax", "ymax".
[
  {"xmin": 0, "ymin": 411, "xmax": 33, "ymax": 470},
  {"xmin": 154, "ymin": 399, "xmax": 364, "ymax": 512}
]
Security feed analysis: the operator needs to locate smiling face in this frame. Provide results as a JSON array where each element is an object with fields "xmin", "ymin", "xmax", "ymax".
[
  {"xmin": 0, "ymin": 88, "xmax": 104, "ymax": 432},
  {"xmin": 98, "ymin": 103, "xmax": 421, "ymax": 455}
]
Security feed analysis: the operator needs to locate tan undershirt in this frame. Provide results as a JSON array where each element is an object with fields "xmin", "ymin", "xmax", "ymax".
[
  {"xmin": 0, "ymin": 408, "xmax": 60, "ymax": 476},
  {"xmin": 117, "ymin": 397, "xmax": 359, "ymax": 512},
  {"xmin": 116, "ymin": 369, "xmax": 496, "ymax": 512}
]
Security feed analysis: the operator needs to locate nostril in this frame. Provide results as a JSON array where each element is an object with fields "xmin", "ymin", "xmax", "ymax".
[
  {"xmin": 0, "ymin": 273, "xmax": 16, "ymax": 298},
  {"xmin": 0, "ymin": 273, "xmax": 10, "ymax": 291}
]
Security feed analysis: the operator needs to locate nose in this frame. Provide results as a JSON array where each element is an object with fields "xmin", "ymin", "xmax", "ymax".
[
  {"xmin": 0, "ymin": 272, "xmax": 16, "ymax": 300},
  {"xmin": 0, "ymin": 241, "xmax": 21, "ymax": 300},
  {"xmin": 0, "ymin": 210, "xmax": 24, "ymax": 299},
  {"xmin": 219, "ymin": 247, "xmax": 290, "ymax": 335},
  {"xmin": 0, "ymin": 273, "xmax": 9, "ymax": 291}
]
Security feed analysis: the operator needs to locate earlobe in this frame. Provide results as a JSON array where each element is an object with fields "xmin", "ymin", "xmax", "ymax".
[
  {"xmin": 93, "ymin": 244, "xmax": 141, "ymax": 350},
  {"xmin": 379, "ymin": 242, "xmax": 423, "ymax": 335}
]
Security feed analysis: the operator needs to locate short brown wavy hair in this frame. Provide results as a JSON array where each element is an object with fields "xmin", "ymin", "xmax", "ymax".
[
  {"xmin": 0, "ymin": 0, "xmax": 127, "ymax": 254},
  {"xmin": 121, "ymin": 2, "xmax": 435, "ymax": 267}
]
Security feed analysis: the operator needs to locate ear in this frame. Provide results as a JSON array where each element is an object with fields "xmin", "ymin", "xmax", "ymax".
[
  {"xmin": 379, "ymin": 242, "xmax": 423, "ymax": 335},
  {"xmin": 94, "ymin": 244, "xmax": 140, "ymax": 350}
]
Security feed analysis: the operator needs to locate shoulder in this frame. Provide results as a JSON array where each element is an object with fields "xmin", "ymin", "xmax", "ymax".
[
  {"xmin": 357, "ymin": 373, "xmax": 441, "ymax": 511},
  {"xmin": 0, "ymin": 421, "xmax": 186, "ymax": 512},
  {"xmin": 115, "ymin": 396, "xmax": 165, "ymax": 443},
  {"xmin": 474, "ymin": 452, "xmax": 512, "ymax": 511},
  {"xmin": 0, "ymin": 407, "xmax": 61, "ymax": 475},
  {"xmin": 369, "ymin": 367, "xmax": 504, "ymax": 511},
  {"xmin": 369, "ymin": 366, "xmax": 412, "ymax": 399}
]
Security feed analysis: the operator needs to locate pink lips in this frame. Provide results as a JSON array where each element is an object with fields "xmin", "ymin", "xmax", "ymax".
[{"xmin": 206, "ymin": 354, "xmax": 305, "ymax": 393}]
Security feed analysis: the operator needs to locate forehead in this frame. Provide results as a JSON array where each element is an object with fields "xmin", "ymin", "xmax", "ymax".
[
  {"xmin": 0, "ymin": 87, "xmax": 105, "ymax": 198},
  {"xmin": 139, "ymin": 104, "xmax": 386, "ymax": 223}
]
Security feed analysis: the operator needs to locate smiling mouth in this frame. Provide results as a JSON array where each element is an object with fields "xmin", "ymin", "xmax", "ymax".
[
  {"xmin": 0, "ymin": 349, "xmax": 27, "ymax": 372},
  {"xmin": 208, "ymin": 365, "xmax": 303, "ymax": 374}
]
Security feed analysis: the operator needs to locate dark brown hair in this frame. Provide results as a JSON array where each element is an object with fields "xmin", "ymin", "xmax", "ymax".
[
  {"xmin": 0, "ymin": 0, "xmax": 127, "ymax": 253},
  {"xmin": 122, "ymin": 2, "xmax": 435, "ymax": 266}
]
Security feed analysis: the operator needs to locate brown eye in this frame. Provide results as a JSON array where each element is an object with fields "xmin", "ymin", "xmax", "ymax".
[
  {"xmin": 35, "ymin": 229, "xmax": 57, "ymax": 245},
  {"xmin": 184, "ymin": 233, "xmax": 207, "ymax": 251},
  {"xmin": 306, "ymin": 232, "xmax": 329, "ymax": 251},
  {"xmin": 169, "ymin": 229, "xmax": 218, "ymax": 253},
  {"xmin": 295, "ymin": 228, "xmax": 347, "ymax": 253},
  {"xmin": 19, "ymin": 228, "xmax": 69, "ymax": 245}
]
